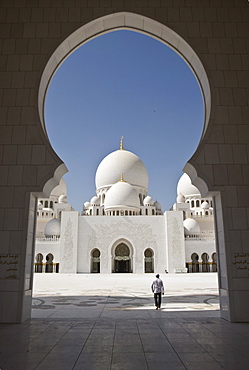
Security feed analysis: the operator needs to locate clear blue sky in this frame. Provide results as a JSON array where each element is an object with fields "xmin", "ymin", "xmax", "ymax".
[{"xmin": 45, "ymin": 30, "xmax": 204, "ymax": 213}]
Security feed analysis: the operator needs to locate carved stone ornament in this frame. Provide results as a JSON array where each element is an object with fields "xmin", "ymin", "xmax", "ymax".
[
  {"xmin": 62, "ymin": 218, "xmax": 73, "ymax": 269},
  {"xmin": 88, "ymin": 222, "xmax": 157, "ymax": 252}
]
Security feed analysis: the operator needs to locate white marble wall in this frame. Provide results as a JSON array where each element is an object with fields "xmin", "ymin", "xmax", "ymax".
[
  {"xmin": 165, "ymin": 211, "xmax": 186, "ymax": 273},
  {"xmin": 77, "ymin": 215, "xmax": 167, "ymax": 274},
  {"xmin": 60, "ymin": 211, "xmax": 79, "ymax": 274},
  {"xmin": 34, "ymin": 240, "xmax": 61, "ymax": 264},
  {"xmin": 185, "ymin": 239, "xmax": 216, "ymax": 263}
]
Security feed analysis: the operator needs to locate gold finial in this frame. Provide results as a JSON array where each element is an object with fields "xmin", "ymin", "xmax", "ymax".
[
  {"xmin": 119, "ymin": 173, "xmax": 124, "ymax": 182},
  {"xmin": 120, "ymin": 136, "xmax": 124, "ymax": 150}
]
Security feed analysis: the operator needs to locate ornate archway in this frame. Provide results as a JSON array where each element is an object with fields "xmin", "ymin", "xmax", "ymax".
[{"xmin": 114, "ymin": 243, "xmax": 131, "ymax": 273}]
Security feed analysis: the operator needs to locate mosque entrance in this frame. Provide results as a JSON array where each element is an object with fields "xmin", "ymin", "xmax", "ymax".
[{"xmin": 114, "ymin": 243, "xmax": 131, "ymax": 273}]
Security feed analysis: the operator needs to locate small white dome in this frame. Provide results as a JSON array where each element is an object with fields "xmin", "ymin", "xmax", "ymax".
[
  {"xmin": 83, "ymin": 201, "xmax": 90, "ymax": 210},
  {"xmin": 104, "ymin": 182, "xmax": 140, "ymax": 210},
  {"xmin": 58, "ymin": 194, "xmax": 68, "ymax": 204},
  {"xmin": 201, "ymin": 201, "xmax": 209, "ymax": 209},
  {"xmin": 143, "ymin": 196, "xmax": 154, "ymax": 206},
  {"xmin": 177, "ymin": 193, "xmax": 185, "ymax": 203},
  {"xmin": 183, "ymin": 218, "xmax": 200, "ymax": 236},
  {"xmin": 44, "ymin": 218, "xmax": 61, "ymax": 237},
  {"xmin": 91, "ymin": 196, "xmax": 100, "ymax": 205},
  {"xmin": 154, "ymin": 201, "xmax": 161, "ymax": 210},
  {"xmin": 177, "ymin": 173, "xmax": 200, "ymax": 198}
]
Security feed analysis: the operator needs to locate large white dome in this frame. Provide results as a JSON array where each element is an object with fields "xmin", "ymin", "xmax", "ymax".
[
  {"xmin": 177, "ymin": 173, "xmax": 200, "ymax": 198},
  {"xmin": 104, "ymin": 181, "xmax": 140, "ymax": 210},
  {"xmin": 95, "ymin": 149, "xmax": 148, "ymax": 191}
]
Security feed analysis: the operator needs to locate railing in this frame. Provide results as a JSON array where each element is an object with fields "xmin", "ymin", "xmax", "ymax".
[
  {"xmin": 36, "ymin": 236, "xmax": 60, "ymax": 241},
  {"xmin": 34, "ymin": 263, "xmax": 59, "ymax": 273},
  {"xmin": 185, "ymin": 235, "xmax": 215, "ymax": 241}
]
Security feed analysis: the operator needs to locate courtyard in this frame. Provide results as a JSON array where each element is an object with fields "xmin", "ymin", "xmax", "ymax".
[
  {"xmin": 1, "ymin": 273, "xmax": 249, "ymax": 369},
  {"xmin": 32, "ymin": 273, "xmax": 220, "ymax": 320}
]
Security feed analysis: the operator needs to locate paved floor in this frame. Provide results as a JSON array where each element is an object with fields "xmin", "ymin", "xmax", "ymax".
[{"xmin": 1, "ymin": 273, "xmax": 249, "ymax": 369}]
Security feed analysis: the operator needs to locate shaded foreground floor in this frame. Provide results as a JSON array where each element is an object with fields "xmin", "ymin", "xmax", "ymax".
[{"xmin": 1, "ymin": 273, "xmax": 249, "ymax": 369}]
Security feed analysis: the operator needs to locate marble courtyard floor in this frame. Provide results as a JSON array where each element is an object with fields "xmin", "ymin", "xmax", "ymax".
[{"xmin": 1, "ymin": 273, "xmax": 249, "ymax": 369}]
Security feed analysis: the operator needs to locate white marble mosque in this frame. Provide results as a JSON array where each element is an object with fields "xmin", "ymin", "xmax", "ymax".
[{"xmin": 35, "ymin": 139, "xmax": 216, "ymax": 274}]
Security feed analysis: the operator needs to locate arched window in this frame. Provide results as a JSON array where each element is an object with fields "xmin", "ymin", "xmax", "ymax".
[
  {"xmin": 212, "ymin": 252, "xmax": 217, "ymax": 272},
  {"xmin": 45, "ymin": 253, "xmax": 54, "ymax": 273},
  {"xmin": 96, "ymin": 209, "xmax": 99, "ymax": 216},
  {"xmin": 91, "ymin": 249, "xmax": 100, "ymax": 273},
  {"xmin": 125, "ymin": 210, "xmax": 128, "ymax": 215},
  {"xmin": 45, "ymin": 200, "xmax": 48, "ymax": 208},
  {"xmin": 152, "ymin": 209, "xmax": 155, "ymax": 215},
  {"xmin": 144, "ymin": 249, "xmax": 154, "ymax": 273},
  {"xmin": 201, "ymin": 253, "xmax": 210, "ymax": 272},
  {"xmin": 50, "ymin": 201, "xmax": 53, "ymax": 208},
  {"xmin": 191, "ymin": 253, "xmax": 199, "ymax": 273},
  {"xmin": 196, "ymin": 200, "xmax": 200, "ymax": 207},
  {"xmin": 35, "ymin": 253, "xmax": 43, "ymax": 273},
  {"xmin": 205, "ymin": 211, "xmax": 209, "ymax": 216},
  {"xmin": 191, "ymin": 200, "xmax": 194, "ymax": 208},
  {"xmin": 145, "ymin": 209, "xmax": 148, "ymax": 215}
]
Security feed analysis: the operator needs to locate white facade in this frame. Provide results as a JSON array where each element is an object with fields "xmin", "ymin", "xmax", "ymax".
[{"xmin": 35, "ymin": 141, "xmax": 216, "ymax": 274}]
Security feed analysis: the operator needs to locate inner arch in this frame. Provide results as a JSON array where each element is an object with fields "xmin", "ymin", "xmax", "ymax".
[{"xmin": 39, "ymin": 12, "xmax": 210, "ymax": 140}]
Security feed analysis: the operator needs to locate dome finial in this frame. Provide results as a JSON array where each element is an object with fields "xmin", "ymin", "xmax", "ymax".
[
  {"xmin": 119, "ymin": 173, "xmax": 125, "ymax": 182},
  {"xmin": 120, "ymin": 136, "xmax": 124, "ymax": 150}
]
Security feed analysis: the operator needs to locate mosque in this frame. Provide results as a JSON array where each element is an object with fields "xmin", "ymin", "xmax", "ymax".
[{"xmin": 35, "ymin": 139, "xmax": 216, "ymax": 274}]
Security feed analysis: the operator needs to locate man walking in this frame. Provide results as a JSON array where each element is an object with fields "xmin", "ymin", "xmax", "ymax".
[{"xmin": 151, "ymin": 274, "xmax": 164, "ymax": 309}]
